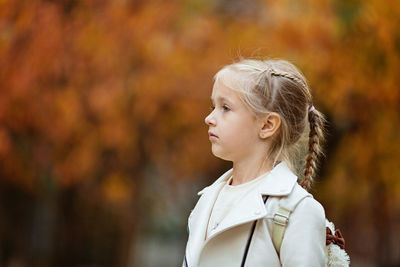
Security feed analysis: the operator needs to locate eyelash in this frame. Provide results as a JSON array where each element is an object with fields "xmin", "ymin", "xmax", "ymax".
[{"xmin": 210, "ymin": 105, "xmax": 230, "ymax": 112}]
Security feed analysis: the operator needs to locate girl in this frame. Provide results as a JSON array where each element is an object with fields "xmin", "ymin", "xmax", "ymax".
[{"xmin": 183, "ymin": 58, "xmax": 327, "ymax": 267}]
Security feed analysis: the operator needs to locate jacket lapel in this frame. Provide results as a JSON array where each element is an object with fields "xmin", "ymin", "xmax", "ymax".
[
  {"xmin": 185, "ymin": 168, "xmax": 233, "ymax": 266},
  {"xmin": 205, "ymin": 161, "xmax": 298, "ymax": 241},
  {"xmin": 186, "ymin": 161, "xmax": 298, "ymax": 266}
]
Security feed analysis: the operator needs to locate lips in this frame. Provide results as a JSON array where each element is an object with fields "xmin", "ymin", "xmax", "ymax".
[{"xmin": 208, "ymin": 131, "xmax": 218, "ymax": 138}]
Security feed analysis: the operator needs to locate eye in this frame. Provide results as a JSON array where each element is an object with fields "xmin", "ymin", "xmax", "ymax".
[
  {"xmin": 209, "ymin": 104, "xmax": 230, "ymax": 112},
  {"xmin": 223, "ymin": 105, "xmax": 231, "ymax": 111}
]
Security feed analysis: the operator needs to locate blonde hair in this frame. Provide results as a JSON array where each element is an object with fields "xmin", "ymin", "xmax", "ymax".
[{"xmin": 213, "ymin": 58, "xmax": 326, "ymax": 191}]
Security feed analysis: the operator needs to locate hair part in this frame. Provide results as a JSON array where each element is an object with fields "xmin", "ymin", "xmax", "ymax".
[{"xmin": 213, "ymin": 58, "xmax": 326, "ymax": 191}]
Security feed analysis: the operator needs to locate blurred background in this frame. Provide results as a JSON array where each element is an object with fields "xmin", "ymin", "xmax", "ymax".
[{"xmin": 0, "ymin": 0, "xmax": 399, "ymax": 266}]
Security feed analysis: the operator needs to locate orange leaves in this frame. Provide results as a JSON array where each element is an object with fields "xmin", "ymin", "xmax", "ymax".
[
  {"xmin": 0, "ymin": 0, "xmax": 399, "ymax": 210},
  {"xmin": 0, "ymin": 1, "xmax": 399, "ymax": 265},
  {"xmin": 101, "ymin": 172, "xmax": 134, "ymax": 206}
]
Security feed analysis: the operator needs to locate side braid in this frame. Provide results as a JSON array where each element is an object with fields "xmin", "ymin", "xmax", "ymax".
[
  {"xmin": 268, "ymin": 69, "xmax": 307, "ymax": 89},
  {"xmin": 254, "ymin": 67, "xmax": 307, "ymax": 89},
  {"xmin": 301, "ymin": 108, "xmax": 325, "ymax": 191}
]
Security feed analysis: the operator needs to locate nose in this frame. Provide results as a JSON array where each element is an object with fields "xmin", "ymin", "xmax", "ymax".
[{"xmin": 205, "ymin": 111, "xmax": 216, "ymax": 126}]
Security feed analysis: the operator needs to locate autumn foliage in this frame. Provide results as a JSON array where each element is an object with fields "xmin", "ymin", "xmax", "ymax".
[{"xmin": 0, "ymin": 0, "xmax": 399, "ymax": 266}]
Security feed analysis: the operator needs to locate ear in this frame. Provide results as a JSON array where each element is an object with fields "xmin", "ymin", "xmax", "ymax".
[{"xmin": 259, "ymin": 112, "xmax": 281, "ymax": 139}]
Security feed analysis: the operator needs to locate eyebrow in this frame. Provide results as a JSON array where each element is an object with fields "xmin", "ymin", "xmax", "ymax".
[{"xmin": 211, "ymin": 96, "xmax": 233, "ymax": 104}]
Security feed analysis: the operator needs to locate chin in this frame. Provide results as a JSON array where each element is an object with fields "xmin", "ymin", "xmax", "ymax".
[{"xmin": 211, "ymin": 147, "xmax": 233, "ymax": 161}]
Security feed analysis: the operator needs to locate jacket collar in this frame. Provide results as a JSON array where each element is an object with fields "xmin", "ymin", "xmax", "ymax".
[{"xmin": 197, "ymin": 161, "xmax": 298, "ymax": 197}]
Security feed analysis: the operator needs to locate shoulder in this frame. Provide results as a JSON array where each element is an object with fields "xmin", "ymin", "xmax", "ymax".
[
  {"xmin": 296, "ymin": 195, "xmax": 325, "ymax": 220},
  {"xmin": 289, "ymin": 184, "xmax": 325, "ymax": 225},
  {"xmin": 280, "ymin": 185, "xmax": 327, "ymax": 265},
  {"xmin": 278, "ymin": 183, "xmax": 325, "ymax": 222}
]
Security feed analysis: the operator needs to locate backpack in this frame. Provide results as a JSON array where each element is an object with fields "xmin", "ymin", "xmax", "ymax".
[{"xmin": 272, "ymin": 190, "xmax": 350, "ymax": 267}]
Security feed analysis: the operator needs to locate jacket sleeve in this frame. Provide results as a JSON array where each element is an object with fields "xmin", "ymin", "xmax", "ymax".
[{"xmin": 279, "ymin": 197, "xmax": 326, "ymax": 267}]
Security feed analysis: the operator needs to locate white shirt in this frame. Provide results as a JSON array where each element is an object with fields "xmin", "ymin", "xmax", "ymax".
[{"xmin": 206, "ymin": 173, "xmax": 270, "ymax": 239}]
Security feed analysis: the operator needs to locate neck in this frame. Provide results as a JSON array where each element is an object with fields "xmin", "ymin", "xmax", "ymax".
[{"xmin": 230, "ymin": 155, "xmax": 274, "ymax": 186}]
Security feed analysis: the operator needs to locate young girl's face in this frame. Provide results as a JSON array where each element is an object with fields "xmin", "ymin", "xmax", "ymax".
[{"xmin": 205, "ymin": 76, "xmax": 261, "ymax": 162}]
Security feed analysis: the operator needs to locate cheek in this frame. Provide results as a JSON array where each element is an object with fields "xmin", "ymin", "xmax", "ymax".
[
  {"xmin": 242, "ymin": 121, "xmax": 261, "ymax": 143},
  {"xmin": 226, "ymin": 120, "xmax": 258, "ymax": 143}
]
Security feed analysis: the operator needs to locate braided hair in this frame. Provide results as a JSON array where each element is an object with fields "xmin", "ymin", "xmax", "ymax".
[
  {"xmin": 267, "ymin": 68, "xmax": 326, "ymax": 190},
  {"xmin": 301, "ymin": 107, "xmax": 325, "ymax": 190}
]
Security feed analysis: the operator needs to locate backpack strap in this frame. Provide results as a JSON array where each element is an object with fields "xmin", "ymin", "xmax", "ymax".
[
  {"xmin": 272, "ymin": 206, "xmax": 291, "ymax": 253},
  {"xmin": 271, "ymin": 185, "xmax": 311, "ymax": 254}
]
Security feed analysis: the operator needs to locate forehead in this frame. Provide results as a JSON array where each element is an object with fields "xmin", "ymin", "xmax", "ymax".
[
  {"xmin": 211, "ymin": 81, "xmax": 236, "ymax": 102},
  {"xmin": 211, "ymin": 68, "xmax": 259, "ymax": 119},
  {"xmin": 211, "ymin": 70, "xmax": 241, "ymax": 103}
]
